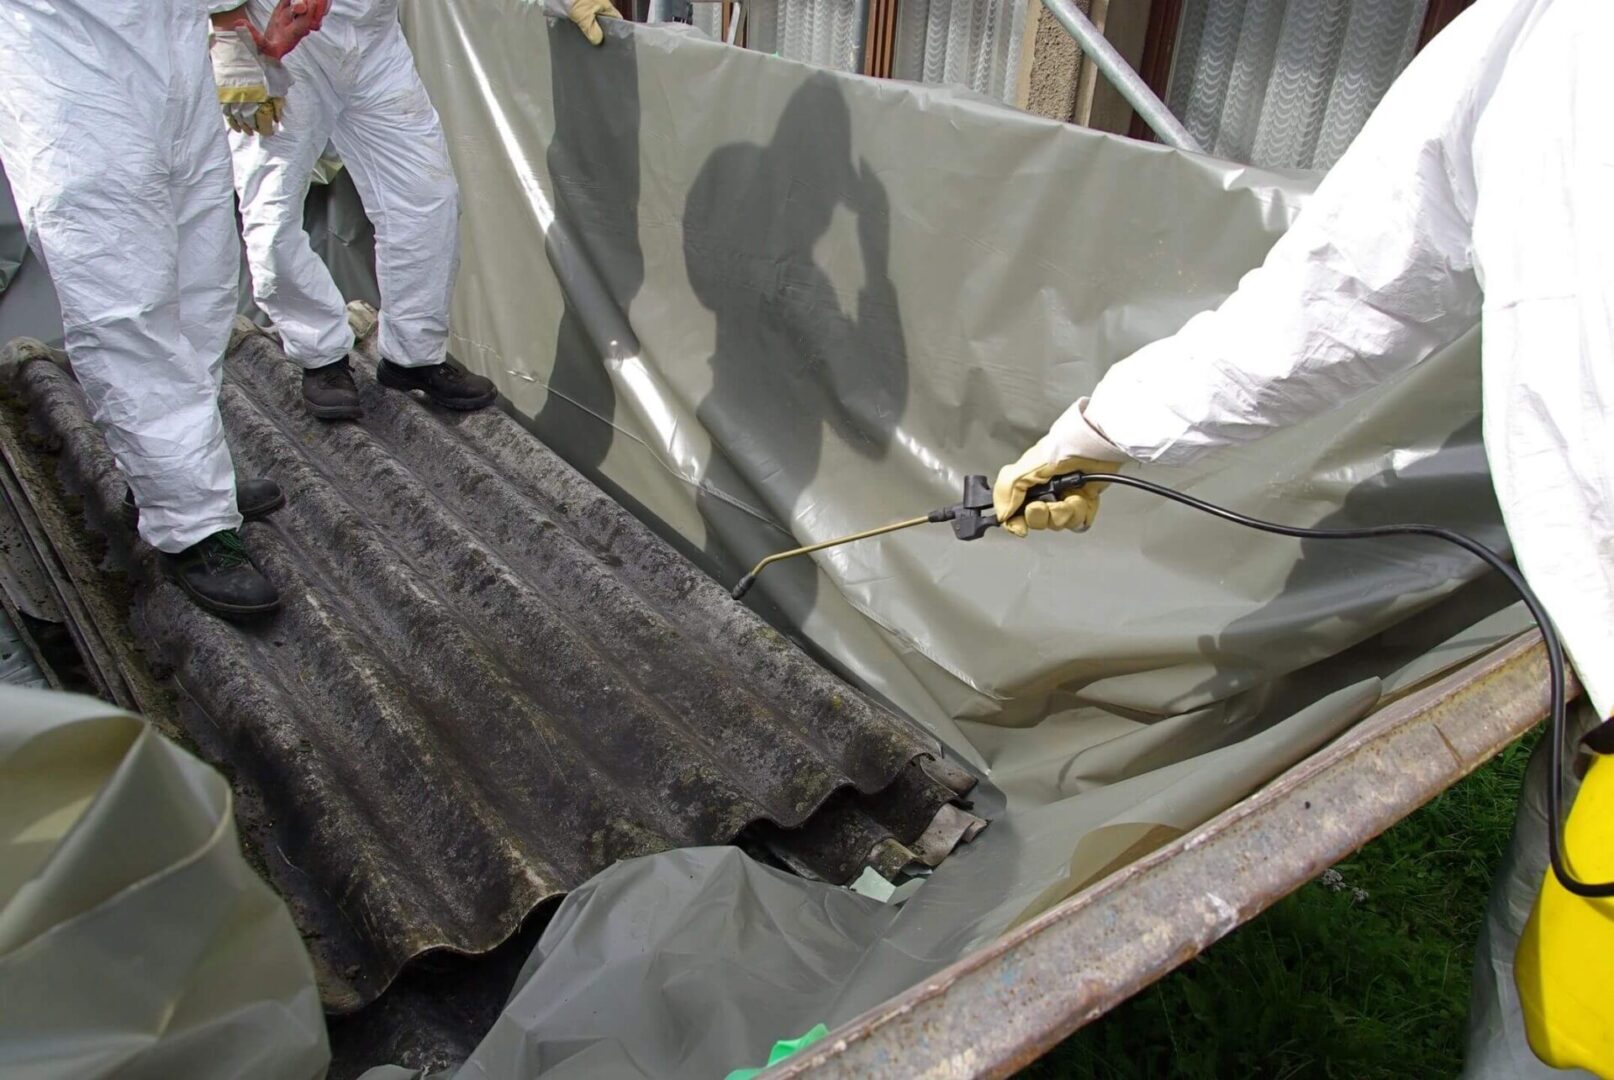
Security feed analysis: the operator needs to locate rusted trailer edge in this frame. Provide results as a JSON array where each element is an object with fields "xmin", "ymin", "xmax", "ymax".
[{"xmin": 772, "ymin": 631, "xmax": 1567, "ymax": 1079}]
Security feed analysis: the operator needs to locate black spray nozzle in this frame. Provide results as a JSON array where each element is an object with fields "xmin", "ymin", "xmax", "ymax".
[{"xmin": 730, "ymin": 572, "xmax": 759, "ymax": 601}]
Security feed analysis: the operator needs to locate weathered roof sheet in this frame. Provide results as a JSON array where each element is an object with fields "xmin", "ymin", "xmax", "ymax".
[{"xmin": 0, "ymin": 317, "xmax": 978, "ymax": 1013}]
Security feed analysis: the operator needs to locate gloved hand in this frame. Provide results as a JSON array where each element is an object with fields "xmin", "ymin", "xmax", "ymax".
[
  {"xmin": 209, "ymin": 27, "xmax": 294, "ymax": 136},
  {"xmin": 546, "ymin": 0, "xmax": 621, "ymax": 46},
  {"xmin": 211, "ymin": 0, "xmax": 328, "ymax": 59},
  {"xmin": 992, "ymin": 399, "xmax": 1130, "ymax": 538},
  {"xmin": 257, "ymin": 0, "xmax": 329, "ymax": 59}
]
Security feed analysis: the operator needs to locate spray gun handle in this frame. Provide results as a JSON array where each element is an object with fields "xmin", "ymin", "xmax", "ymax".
[
  {"xmin": 1024, "ymin": 470, "xmax": 1093, "ymax": 503},
  {"xmin": 961, "ymin": 470, "xmax": 1093, "ymax": 538},
  {"xmin": 945, "ymin": 475, "xmax": 997, "ymax": 540},
  {"xmin": 936, "ymin": 470, "xmax": 1095, "ymax": 542}
]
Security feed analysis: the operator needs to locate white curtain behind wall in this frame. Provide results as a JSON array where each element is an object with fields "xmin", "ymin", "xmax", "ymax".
[
  {"xmin": 699, "ymin": 0, "xmax": 864, "ymax": 71},
  {"xmin": 760, "ymin": 0, "xmax": 865, "ymax": 70},
  {"xmin": 1167, "ymin": 0, "xmax": 1428, "ymax": 170},
  {"xmin": 694, "ymin": 0, "xmax": 1028, "ymax": 103},
  {"xmin": 688, "ymin": 5, "xmax": 723, "ymax": 42},
  {"xmin": 893, "ymin": 0, "xmax": 1028, "ymax": 102}
]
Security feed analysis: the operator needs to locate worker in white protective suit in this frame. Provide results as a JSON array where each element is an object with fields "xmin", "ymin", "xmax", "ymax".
[
  {"xmin": 994, "ymin": 0, "xmax": 1610, "ymax": 1075},
  {"xmin": 0, "ymin": 1, "xmax": 325, "ymax": 618},
  {"xmin": 211, "ymin": 0, "xmax": 620, "ymax": 420}
]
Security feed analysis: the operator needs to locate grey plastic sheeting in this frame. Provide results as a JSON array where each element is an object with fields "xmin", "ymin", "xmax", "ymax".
[
  {"xmin": 0, "ymin": 684, "xmax": 326, "ymax": 1080},
  {"xmin": 0, "ymin": 164, "xmax": 22, "ymax": 295},
  {"xmin": 0, "ymin": 161, "xmax": 64, "ymax": 348},
  {"xmin": 352, "ymin": 8, "xmax": 1527, "ymax": 1078},
  {"xmin": 404, "ymin": 5, "xmax": 1504, "ymax": 765}
]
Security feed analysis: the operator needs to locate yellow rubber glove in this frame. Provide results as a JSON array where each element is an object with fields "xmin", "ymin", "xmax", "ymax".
[
  {"xmin": 992, "ymin": 399, "xmax": 1130, "ymax": 538},
  {"xmin": 568, "ymin": 0, "xmax": 621, "ymax": 45},
  {"xmin": 208, "ymin": 27, "xmax": 292, "ymax": 136},
  {"xmin": 992, "ymin": 442, "xmax": 1118, "ymax": 537}
]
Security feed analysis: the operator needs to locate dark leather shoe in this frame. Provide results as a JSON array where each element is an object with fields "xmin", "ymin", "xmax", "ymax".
[
  {"xmin": 161, "ymin": 530, "xmax": 281, "ymax": 617},
  {"xmin": 124, "ymin": 478, "xmax": 285, "ymax": 530},
  {"xmin": 376, "ymin": 357, "xmax": 496, "ymax": 411},
  {"xmin": 303, "ymin": 357, "xmax": 363, "ymax": 419},
  {"xmin": 235, "ymin": 477, "xmax": 286, "ymax": 519}
]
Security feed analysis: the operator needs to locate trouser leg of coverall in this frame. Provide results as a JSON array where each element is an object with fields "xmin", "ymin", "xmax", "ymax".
[
  {"xmin": 1461, "ymin": 698, "xmax": 1598, "ymax": 1079},
  {"xmin": 175, "ymin": 65, "xmax": 248, "ymax": 434},
  {"xmin": 231, "ymin": 60, "xmax": 354, "ymax": 370},
  {"xmin": 329, "ymin": 23, "xmax": 460, "ymax": 369},
  {"xmin": 0, "ymin": 101, "xmax": 241, "ymax": 554}
]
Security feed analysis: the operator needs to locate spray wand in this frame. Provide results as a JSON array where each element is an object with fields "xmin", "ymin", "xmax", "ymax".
[{"xmin": 731, "ymin": 474, "xmax": 1005, "ymax": 601}]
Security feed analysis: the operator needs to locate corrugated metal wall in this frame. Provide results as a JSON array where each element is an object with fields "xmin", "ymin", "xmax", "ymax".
[{"xmin": 1168, "ymin": 0, "xmax": 1429, "ymax": 170}]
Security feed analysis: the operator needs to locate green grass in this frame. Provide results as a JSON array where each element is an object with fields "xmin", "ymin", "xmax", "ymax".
[{"xmin": 1025, "ymin": 729, "xmax": 1540, "ymax": 1080}]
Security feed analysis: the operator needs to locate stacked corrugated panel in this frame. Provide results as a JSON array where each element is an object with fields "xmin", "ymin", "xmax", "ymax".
[{"xmin": 0, "ymin": 317, "xmax": 981, "ymax": 1014}]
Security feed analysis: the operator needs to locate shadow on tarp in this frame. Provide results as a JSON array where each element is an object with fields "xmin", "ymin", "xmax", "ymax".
[
  {"xmin": 685, "ymin": 72, "xmax": 909, "ymax": 619},
  {"xmin": 532, "ymin": 22, "xmax": 643, "ymax": 476}
]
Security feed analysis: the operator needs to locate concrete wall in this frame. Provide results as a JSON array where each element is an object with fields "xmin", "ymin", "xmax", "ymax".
[{"xmin": 1017, "ymin": 0, "xmax": 1157, "ymax": 135}]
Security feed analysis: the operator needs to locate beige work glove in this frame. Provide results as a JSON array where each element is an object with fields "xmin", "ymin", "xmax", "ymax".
[
  {"xmin": 547, "ymin": 0, "xmax": 621, "ymax": 45},
  {"xmin": 992, "ymin": 399, "xmax": 1130, "ymax": 538},
  {"xmin": 208, "ymin": 27, "xmax": 292, "ymax": 136}
]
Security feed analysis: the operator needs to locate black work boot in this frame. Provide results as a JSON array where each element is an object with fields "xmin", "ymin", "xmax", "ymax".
[
  {"xmin": 376, "ymin": 357, "xmax": 496, "ymax": 411},
  {"xmin": 124, "ymin": 478, "xmax": 286, "ymax": 531},
  {"xmin": 161, "ymin": 529, "xmax": 281, "ymax": 617},
  {"xmin": 303, "ymin": 357, "xmax": 363, "ymax": 419}
]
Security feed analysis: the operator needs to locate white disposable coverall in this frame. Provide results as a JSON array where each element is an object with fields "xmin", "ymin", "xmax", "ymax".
[
  {"xmin": 1052, "ymin": 0, "xmax": 1614, "ymax": 725},
  {"xmin": 0, "ymin": 1, "xmax": 243, "ymax": 552},
  {"xmin": 1038, "ymin": 3, "xmax": 1607, "ymax": 1074},
  {"xmin": 220, "ymin": 0, "xmax": 458, "ymax": 370}
]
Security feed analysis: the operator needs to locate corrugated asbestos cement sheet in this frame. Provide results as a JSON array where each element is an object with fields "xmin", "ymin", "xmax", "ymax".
[{"xmin": 0, "ymin": 320, "xmax": 979, "ymax": 1013}]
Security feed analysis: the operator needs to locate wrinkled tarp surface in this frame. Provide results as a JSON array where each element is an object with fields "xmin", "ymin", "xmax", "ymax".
[
  {"xmin": 351, "ymin": 8, "xmax": 1531, "ymax": 1078},
  {"xmin": 0, "ymin": 684, "xmax": 326, "ymax": 1080}
]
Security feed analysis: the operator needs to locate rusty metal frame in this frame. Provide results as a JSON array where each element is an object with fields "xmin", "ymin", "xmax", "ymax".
[{"xmin": 772, "ymin": 632, "xmax": 1563, "ymax": 1078}]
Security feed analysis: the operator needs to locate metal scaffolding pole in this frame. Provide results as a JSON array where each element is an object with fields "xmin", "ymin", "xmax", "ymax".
[{"xmin": 1038, "ymin": 0, "xmax": 1201, "ymax": 152}]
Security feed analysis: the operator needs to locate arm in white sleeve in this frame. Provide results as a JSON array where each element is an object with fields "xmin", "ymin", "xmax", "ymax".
[{"xmin": 1072, "ymin": 18, "xmax": 1493, "ymax": 468}]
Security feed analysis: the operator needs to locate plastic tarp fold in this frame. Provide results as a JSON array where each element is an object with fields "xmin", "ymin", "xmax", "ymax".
[
  {"xmin": 0, "ymin": 685, "xmax": 326, "ymax": 1080},
  {"xmin": 345, "ymin": 9, "xmax": 1529, "ymax": 1078},
  {"xmin": 0, "ymin": 160, "xmax": 64, "ymax": 348}
]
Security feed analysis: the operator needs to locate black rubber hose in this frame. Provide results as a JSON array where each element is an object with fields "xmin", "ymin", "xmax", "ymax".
[{"xmin": 1050, "ymin": 471, "xmax": 1610, "ymax": 898}]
